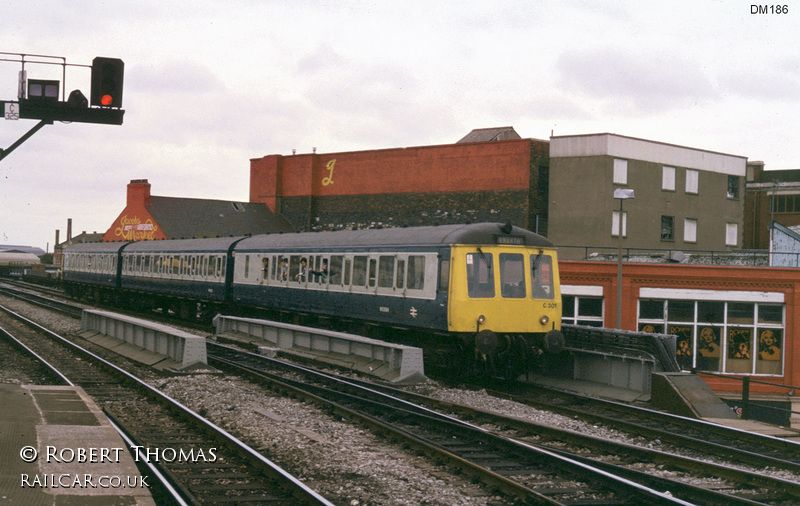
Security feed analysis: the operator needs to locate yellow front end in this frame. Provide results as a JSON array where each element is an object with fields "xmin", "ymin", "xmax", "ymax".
[{"xmin": 448, "ymin": 244, "xmax": 562, "ymax": 335}]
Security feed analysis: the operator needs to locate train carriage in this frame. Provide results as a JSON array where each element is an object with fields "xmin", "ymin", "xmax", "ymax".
[
  {"xmin": 231, "ymin": 223, "xmax": 563, "ymax": 376},
  {"xmin": 231, "ymin": 228, "xmax": 445, "ymax": 330},
  {"xmin": 119, "ymin": 237, "xmax": 243, "ymax": 315},
  {"xmin": 62, "ymin": 241, "xmax": 126, "ymax": 292}
]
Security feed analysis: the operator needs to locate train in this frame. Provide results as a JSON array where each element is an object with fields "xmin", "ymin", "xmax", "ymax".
[{"xmin": 62, "ymin": 222, "xmax": 564, "ymax": 378}]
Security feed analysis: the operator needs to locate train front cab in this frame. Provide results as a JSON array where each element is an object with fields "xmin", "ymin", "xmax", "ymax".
[{"xmin": 448, "ymin": 243, "xmax": 564, "ymax": 378}]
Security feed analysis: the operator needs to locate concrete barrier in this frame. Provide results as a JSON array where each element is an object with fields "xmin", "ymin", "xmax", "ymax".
[
  {"xmin": 79, "ymin": 310, "xmax": 207, "ymax": 371},
  {"xmin": 212, "ymin": 314, "xmax": 426, "ymax": 384}
]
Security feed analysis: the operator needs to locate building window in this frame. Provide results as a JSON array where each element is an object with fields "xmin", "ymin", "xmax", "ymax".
[
  {"xmin": 613, "ymin": 159, "xmax": 628, "ymax": 184},
  {"xmin": 726, "ymin": 222, "xmax": 738, "ymax": 246},
  {"xmin": 638, "ymin": 299, "xmax": 784, "ymax": 375},
  {"xmin": 661, "ymin": 216, "xmax": 674, "ymax": 240},
  {"xmin": 562, "ymin": 295, "xmax": 604, "ymax": 327},
  {"xmin": 662, "ymin": 166, "xmax": 675, "ymax": 191},
  {"xmin": 727, "ymin": 175, "xmax": 740, "ymax": 199},
  {"xmin": 684, "ymin": 218, "xmax": 697, "ymax": 243},
  {"xmin": 771, "ymin": 194, "xmax": 800, "ymax": 213},
  {"xmin": 686, "ymin": 169, "xmax": 698, "ymax": 194},
  {"xmin": 611, "ymin": 210, "xmax": 627, "ymax": 237}
]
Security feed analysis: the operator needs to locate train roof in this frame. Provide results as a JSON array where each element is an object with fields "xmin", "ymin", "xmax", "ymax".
[
  {"xmin": 236, "ymin": 223, "xmax": 554, "ymax": 251},
  {"xmin": 122, "ymin": 236, "xmax": 245, "ymax": 253},
  {"xmin": 0, "ymin": 251, "xmax": 42, "ymax": 266},
  {"xmin": 61, "ymin": 242, "xmax": 126, "ymax": 253}
]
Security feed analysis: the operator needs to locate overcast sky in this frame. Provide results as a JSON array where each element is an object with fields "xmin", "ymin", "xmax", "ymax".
[{"xmin": 1, "ymin": 0, "xmax": 797, "ymax": 251}]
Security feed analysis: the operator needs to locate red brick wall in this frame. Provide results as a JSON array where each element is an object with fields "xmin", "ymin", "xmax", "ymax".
[{"xmin": 250, "ymin": 139, "xmax": 535, "ymax": 205}]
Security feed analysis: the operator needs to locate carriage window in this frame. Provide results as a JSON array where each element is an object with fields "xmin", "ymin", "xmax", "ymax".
[
  {"xmin": 343, "ymin": 257, "xmax": 352, "ymax": 285},
  {"xmin": 378, "ymin": 256, "xmax": 395, "ymax": 288},
  {"xmin": 290, "ymin": 256, "xmax": 308, "ymax": 282},
  {"xmin": 531, "ymin": 254, "xmax": 554, "ymax": 300},
  {"xmin": 329, "ymin": 256, "xmax": 343, "ymax": 285},
  {"xmin": 274, "ymin": 256, "xmax": 288, "ymax": 281},
  {"xmin": 407, "ymin": 255, "xmax": 426, "ymax": 290},
  {"xmin": 244, "ymin": 255, "xmax": 250, "ymax": 278},
  {"xmin": 439, "ymin": 259, "xmax": 450, "ymax": 292},
  {"xmin": 500, "ymin": 253, "xmax": 525, "ymax": 298},
  {"xmin": 260, "ymin": 256, "xmax": 269, "ymax": 281},
  {"xmin": 396, "ymin": 259, "xmax": 405, "ymax": 289},
  {"xmin": 312, "ymin": 256, "xmax": 329, "ymax": 285},
  {"xmin": 143, "ymin": 255, "xmax": 151, "ymax": 273},
  {"xmin": 466, "ymin": 252, "xmax": 494, "ymax": 298},
  {"xmin": 352, "ymin": 256, "xmax": 368, "ymax": 287}
]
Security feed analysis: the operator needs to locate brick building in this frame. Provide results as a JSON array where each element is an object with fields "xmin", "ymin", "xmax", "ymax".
[
  {"xmin": 249, "ymin": 127, "xmax": 551, "ymax": 234},
  {"xmin": 102, "ymin": 179, "xmax": 292, "ymax": 242},
  {"xmin": 560, "ymin": 260, "xmax": 798, "ymax": 425},
  {"xmin": 744, "ymin": 161, "xmax": 800, "ymax": 251}
]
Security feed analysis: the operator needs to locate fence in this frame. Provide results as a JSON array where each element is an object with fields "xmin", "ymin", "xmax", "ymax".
[{"xmin": 701, "ymin": 372, "xmax": 799, "ymax": 427}]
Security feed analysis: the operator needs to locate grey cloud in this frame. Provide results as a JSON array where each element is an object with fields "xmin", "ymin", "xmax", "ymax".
[{"xmin": 557, "ymin": 48, "xmax": 718, "ymax": 113}]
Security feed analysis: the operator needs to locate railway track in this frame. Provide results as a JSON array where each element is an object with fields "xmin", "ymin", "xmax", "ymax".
[
  {"xmin": 207, "ymin": 342, "xmax": 796, "ymax": 505},
  {"xmin": 0, "ymin": 303, "xmax": 332, "ymax": 505},
  {"xmin": 489, "ymin": 383, "xmax": 800, "ymax": 473},
  {"xmin": 5, "ymin": 281, "xmax": 800, "ymax": 503}
]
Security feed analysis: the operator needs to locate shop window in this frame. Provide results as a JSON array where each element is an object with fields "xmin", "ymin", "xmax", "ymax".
[
  {"xmin": 638, "ymin": 299, "xmax": 784, "ymax": 375},
  {"xmin": 667, "ymin": 300, "xmax": 694, "ymax": 322},
  {"xmin": 562, "ymin": 295, "xmax": 603, "ymax": 327}
]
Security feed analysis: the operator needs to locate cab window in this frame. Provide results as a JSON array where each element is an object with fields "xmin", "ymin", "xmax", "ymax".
[
  {"xmin": 466, "ymin": 252, "xmax": 494, "ymax": 298},
  {"xmin": 531, "ymin": 254, "xmax": 554, "ymax": 300},
  {"xmin": 500, "ymin": 253, "xmax": 525, "ymax": 298}
]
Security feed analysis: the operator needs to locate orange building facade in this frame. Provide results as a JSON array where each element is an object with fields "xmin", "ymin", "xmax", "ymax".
[{"xmin": 560, "ymin": 261, "xmax": 798, "ymax": 423}]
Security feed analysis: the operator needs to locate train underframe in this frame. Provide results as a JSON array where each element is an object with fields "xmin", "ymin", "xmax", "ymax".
[{"xmin": 64, "ymin": 282, "xmax": 564, "ymax": 380}]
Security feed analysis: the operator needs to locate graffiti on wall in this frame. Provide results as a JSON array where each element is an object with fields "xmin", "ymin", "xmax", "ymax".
[
  {"xmin": 113, "ymin": 215, "xmax": 159, "ymax": 241},
  {"xmin": 322, "ymin": 159, "xmax": 335, "ymax": 186}
]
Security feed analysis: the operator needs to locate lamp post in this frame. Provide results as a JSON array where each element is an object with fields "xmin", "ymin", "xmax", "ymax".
[{"xmin": 614, "ymin": 188, "xmax": 635, "ymax": 328}]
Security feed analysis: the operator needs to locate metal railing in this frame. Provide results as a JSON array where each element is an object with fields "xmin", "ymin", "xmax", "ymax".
[
  {"xmin": 700, "ymin": 371, "xmax": 799, "ymax": 425},
  {"xmin": 557, "ymin": 245, "xmax": 800, "ymax": 267}
]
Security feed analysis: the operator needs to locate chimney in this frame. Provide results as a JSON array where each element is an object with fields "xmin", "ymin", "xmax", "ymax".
[
  {"xmin": 127, "ymin": 179, "xmax": 151, "ymax": 208},
  {"xmin": 67, "ymin": 218, "xmax": 72, "ymax": 241},
  {"xmin": 55, "ymin": 229, "xmax": 60, "ymax": 248}
]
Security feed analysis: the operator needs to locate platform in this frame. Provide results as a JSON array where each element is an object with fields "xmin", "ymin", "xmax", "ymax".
[{"xmin": 0, "ymin": 384, "xmax": 155, "ymax": 505}]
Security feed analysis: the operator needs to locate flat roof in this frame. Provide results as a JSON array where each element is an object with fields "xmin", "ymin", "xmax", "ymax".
[{"xmin": 550, "ymin": 133, "xmax": 747, "ymax": 176}]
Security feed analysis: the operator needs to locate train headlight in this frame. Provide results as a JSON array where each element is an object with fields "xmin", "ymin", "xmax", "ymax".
[
  {"xmin": 539, "ymin": 315, "xmax": 549, "ymax": 325},
  {"xmin": 477, "ymin": 314, "xmax": 486, "ymax": 325}
]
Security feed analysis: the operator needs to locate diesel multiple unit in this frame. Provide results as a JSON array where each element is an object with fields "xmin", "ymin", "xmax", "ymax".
[{"xmin": 63, "ymin": 222, "xmax": 564, "ymax": 378}]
